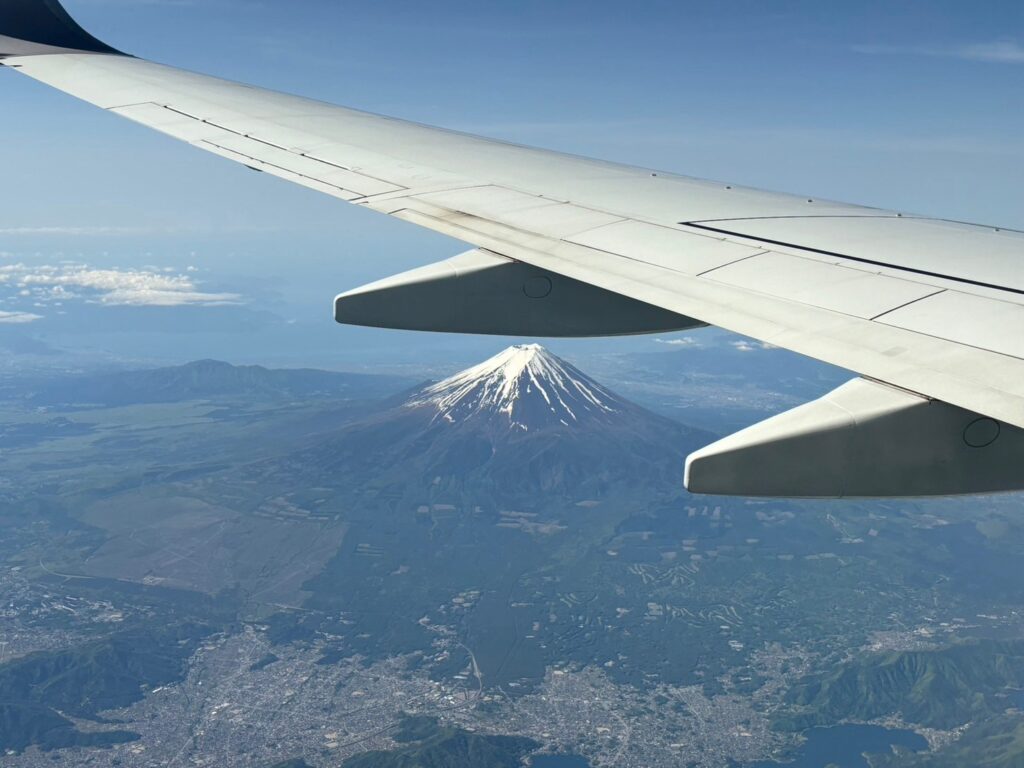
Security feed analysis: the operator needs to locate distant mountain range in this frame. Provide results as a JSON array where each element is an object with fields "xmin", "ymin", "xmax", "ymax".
[
  {"xmin": 21, "ymin": 359, "xmax": 415, "ymax": 407},
  {"xmin": 262, "ymin": 344, "xmax": 711, "ymax": 504}
]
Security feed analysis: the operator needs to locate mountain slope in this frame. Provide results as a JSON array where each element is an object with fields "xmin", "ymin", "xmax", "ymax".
[
  {"xmin": 0, "ymin": 624, "xmax": 209, "ymax": 754},
  {"xmin": 874, "ymin": 714, "xmax": 1024, "ymax": 768},
  {"xmin": 339, "ymin": 716, "xmax": 537, "ymax": 768},
  {"xmin": 780, "ymin": 640, "xmax": 1024, "ymax": 730},
  {"xmin": 266, "ymin": 345, "xmax": 710, "ymax": 504}
]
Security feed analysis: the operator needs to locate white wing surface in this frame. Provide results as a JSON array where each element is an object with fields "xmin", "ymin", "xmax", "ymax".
[{"xmin": 3, "ymin": 1, "xmax": 1022, "ymax": 497}]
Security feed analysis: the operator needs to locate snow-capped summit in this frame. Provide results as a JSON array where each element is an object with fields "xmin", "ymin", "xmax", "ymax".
[
  {"xmin": 267, "ymin": 343, "xmax": 711, "ymax": 501},
  {"xmin": 409, "ymin": 344, "xmax": 622, "ymax": 430}
]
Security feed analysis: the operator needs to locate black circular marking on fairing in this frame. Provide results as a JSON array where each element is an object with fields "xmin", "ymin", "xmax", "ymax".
[
  {"xmin": 963, "ymin": 417, "xmax": 1001, "ymax": 448},
  {"xmin": 524, "ymin": 276, "xmax": 557, "ymax": 301},
  {"xmin": 1, "ymin": 0, "xmax": 122, "ymax": 54},
  {"xmin": 523, "ymin": 276, "xmax": 553, "ymax": 299}
]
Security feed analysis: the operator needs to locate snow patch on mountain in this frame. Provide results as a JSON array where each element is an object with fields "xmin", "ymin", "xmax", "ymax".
[{"xmin": 409, "ymin": 344, "xmax": 620, "ymax": 430}]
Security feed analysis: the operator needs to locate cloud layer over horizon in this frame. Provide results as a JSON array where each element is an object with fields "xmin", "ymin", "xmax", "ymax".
[{"xmin": 0, "ymin": 262, "xmax": 241, "ymax": 320}]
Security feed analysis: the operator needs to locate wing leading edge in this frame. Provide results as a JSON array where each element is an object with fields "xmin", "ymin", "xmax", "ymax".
[{"xmin": 3, "ymin": 1, "xmax": 1022, "ymax": 497}]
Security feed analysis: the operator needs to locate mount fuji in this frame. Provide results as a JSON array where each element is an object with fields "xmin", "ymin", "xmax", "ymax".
[
  {"xmin": 408, "ymin": 344, "xmax": 625, "ymax": 431},
  {"xmin": 267, "ymin": 345, "xmax": 711, "ymax": 503}
]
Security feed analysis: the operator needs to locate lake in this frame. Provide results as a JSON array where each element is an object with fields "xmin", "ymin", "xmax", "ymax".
[{"xmin": 749, "ymin": 724, "xmax": 927, "ymax": 768}]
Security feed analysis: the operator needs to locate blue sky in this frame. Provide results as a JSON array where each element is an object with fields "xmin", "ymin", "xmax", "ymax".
[{"xmin": 0, "ymin": 0, "xmax": 1021, "ymax": 373}]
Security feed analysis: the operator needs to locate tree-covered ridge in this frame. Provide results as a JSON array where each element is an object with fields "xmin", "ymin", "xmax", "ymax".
[
  {"xmin": 342, "ymin": 717, "xmax": 538, "ymax": 768},
  {"xmin": 872, "ymin": 714, "xmax": 1024, "ymax": 768},
  {"xmin": 0, "ymin": 623, "xmax": 210, "ymax": 753},
  {"xmin": 781, "ymin": 640, "xmax": 1024, "ymax": 730},
  {"xmin": 0, "ymin": 704, "xmax": 136, "ymax": 755}
]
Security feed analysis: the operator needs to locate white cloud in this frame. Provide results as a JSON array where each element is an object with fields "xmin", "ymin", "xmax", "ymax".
[
  {"xmin": 99, "ymin": 287, "xmax": 240, "ymax": 307},
  {"xmin": 0, "ymin": 310, "xmax": 43, "ymax": 324},
  {"xmin": 853, "ymin": 41, "xmax": 1024, "ymax": 64},
  {"xmin": 955, "ymin": 41, "xmax": 1024, "ymax": 63},
  {"xmin": 655, "ymin": 337, "xmax": 697, "ymax": 347},
  {"xmin": 0, "ymin": 263, "xmax": 240, "ymax": 308},
  {"xmin": 730, "ymin": 340, "xmax": 776, "ymax": 353}
]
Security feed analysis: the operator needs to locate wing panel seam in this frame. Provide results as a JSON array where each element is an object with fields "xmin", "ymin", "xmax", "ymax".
[
  {"xmin": 136, "ymin": 103, "xmax": 405, "ymax": 193},
  {"xmin": 869, "ymin": 290, "xmax": 947, "ymax": 321},
  {"xmin": 200, "ymin": 140, "xmax": 355, "ymax": 197},
  {"xmin": 694, "ymin": 251, "xmax": 770, "ymax": 277},
  {"xmin": 682, "ymin": 222, "xmax": 1024, "ymax": 297}
]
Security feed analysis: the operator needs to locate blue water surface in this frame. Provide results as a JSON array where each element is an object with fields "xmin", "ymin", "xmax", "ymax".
[{"xmin": 749, "ymin": 724, "xmax": 927, "ymax": 768}]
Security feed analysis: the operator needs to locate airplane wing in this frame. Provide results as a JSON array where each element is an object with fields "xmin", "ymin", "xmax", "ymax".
[{"xmin": 3, "ymin": 0, "xmax": 1022, "ymax": 498}]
